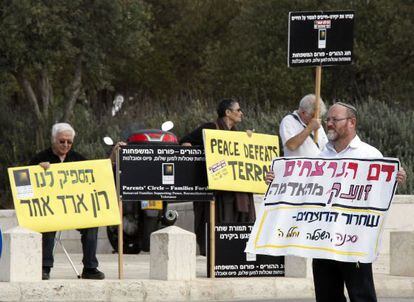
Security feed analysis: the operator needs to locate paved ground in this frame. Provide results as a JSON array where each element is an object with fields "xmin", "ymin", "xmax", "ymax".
[
  {"xmin": 0, "ymin": 252, "xmax": 413, "ymax": 301},
  {"xmin": 50, "ymin": 250, "xmax": 389, "ymax": 280},
  {"xmin": 51, "ymin": 252, "xmax": 208, "ymax": 279}
]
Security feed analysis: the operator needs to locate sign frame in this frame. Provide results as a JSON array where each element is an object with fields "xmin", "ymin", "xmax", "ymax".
[
  {"xmin": 288, "ymin": 10, "xmax": 355, "ymax": 67},
  {"xmin": 119, "ymin": 145, "xmax": 213, "ymax": 201}
]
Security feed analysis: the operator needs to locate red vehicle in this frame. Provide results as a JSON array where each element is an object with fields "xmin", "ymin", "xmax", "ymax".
[
  {"xmin": 107, "ymin": 126, "xmax": 178, "ymax": 254},
  {"xmin": 126, "ymin": 129, "xmax": 178, "ymax": 144}
]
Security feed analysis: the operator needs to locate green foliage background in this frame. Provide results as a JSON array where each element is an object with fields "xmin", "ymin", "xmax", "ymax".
[{"xmin": 0, "ymin": 0, "xmax": 413, "ymax": 207}]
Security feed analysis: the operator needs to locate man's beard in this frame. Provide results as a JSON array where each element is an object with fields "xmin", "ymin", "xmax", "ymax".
[{"xmin": 327, "ymin": 129, "xmax": 337, "ymax": 141}]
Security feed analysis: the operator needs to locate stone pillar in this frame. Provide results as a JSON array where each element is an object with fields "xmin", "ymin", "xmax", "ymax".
[
  {"xmin": 150, "ymin": 226, "xmax": 196, "ymax": 280},
  {"xmin": 0, "ymin": 210, "xmax": 18, "ymax": 231},
  {"xmin": 0, "ymin": 226, "xmax": 42, "ymax": 282},
  {"xmin": 390, "ymin": 231, "xmax": 414, "ymax": 277},
  {"xmin": 284, "ymin": 255, "xmax": 312, "ymax": 278}
]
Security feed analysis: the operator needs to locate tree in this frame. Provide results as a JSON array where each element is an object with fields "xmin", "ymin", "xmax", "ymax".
[
  {"xmin": 129, "ymin": 0, "xmax": 241, "ymax": 98},
  {"xmin": 0, "ymin": 0, "xmax": 150, "ymax": 149},
  {"xmin": 200, "ymin": 0, "xmax": 413, "ymax": 106}
]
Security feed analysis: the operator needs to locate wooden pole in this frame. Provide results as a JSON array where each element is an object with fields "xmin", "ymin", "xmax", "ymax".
[
  {"xmin": 314, "ymin": 65, "xmax": 322, "ymax": 143},
  {"xmin": 116, "ymin": 148, "xmax": 124, "ymax": 279},
  {"xmin": 209, "ymin": 199, "xmax": 215, "ymax": 278}
]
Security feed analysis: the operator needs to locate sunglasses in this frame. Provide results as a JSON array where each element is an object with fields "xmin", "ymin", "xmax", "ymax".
[{"xmin": 59, "ymin": 140, "xmax": 73, "ymax": 145}]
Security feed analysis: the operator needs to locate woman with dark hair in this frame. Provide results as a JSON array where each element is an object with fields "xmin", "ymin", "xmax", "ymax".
[{"xmin": 180, "ymin": 98, "xmax": 256, "ymax": 256}]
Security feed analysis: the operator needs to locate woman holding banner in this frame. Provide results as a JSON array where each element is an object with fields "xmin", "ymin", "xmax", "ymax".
[{"xmin": 180, "ymin": 98, "xmax": 256, "ymax": 256}]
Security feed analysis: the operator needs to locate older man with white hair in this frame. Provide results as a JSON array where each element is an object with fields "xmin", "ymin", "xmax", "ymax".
[
  {"xmin": 279, "ymin": 94, "xmax": 328, "ymax": 157},
  {"xmin": 30, "ymin": 123, "xmax": 105, "ymax": 280}
]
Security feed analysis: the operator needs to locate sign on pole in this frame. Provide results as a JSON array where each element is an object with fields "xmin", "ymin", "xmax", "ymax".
[
  {"xmin": 8, "ymin": 159, "xmax": 120, "ymax": 232},
  {"xmin": 246, "ymin": 157, "xmax": 399, "ymax": 263},
  {"xmin": 119, "ymin": 145, "xmax": 212, "ymax": 201},
  {"xmin": 288, "ymin": 11, "xmax": 355, "ymax": 67}
]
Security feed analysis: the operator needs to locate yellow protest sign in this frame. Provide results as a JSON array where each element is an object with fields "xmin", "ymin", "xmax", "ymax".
[
  {"xmin": 8, "ymin": 159, "xmax": 120, "ymax": 232},
  {"xmin": 203, "ymin": 129, "xmax": 279, "ymax": 194}
]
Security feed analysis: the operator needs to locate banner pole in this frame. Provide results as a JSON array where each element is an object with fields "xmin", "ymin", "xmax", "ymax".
[
  {"xmin": 209, "ymin": 199, "xmax": 215, "ymax": 279},
  {"xmin": 116, "ymin": 148, "xmax": 124, "ymax": 279},
  {"xmin": 314, "ymin": 65, "xmax": 322, "ymax": 143}
]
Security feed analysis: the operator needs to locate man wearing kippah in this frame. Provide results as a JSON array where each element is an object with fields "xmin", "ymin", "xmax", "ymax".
[
  {"xmin": 314, "ymin": 102, "xmax": 406, "ymax": 302},
  {"xmin": 267, "ymin": 102, "xmax": 407, "ymax": 301}
]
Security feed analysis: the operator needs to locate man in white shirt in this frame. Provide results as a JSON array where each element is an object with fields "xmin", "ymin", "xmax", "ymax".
[
  {"xmin": 313, "ymin": 102, "xmax": 406, "ymax": 302},
  {"xmin": 279, "ymin": 94, "xmax": 328, "ymax": 157},
  {"xmin": 267, "ymin": 102, "xmax": 407, "ymax": 301}
]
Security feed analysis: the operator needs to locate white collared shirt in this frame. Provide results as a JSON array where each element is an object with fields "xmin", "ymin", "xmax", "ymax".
[
  {"xmin": 320, "ymin": 135, "xmax": 383, "ymax": 158},
  {"xmin": 279, "ymin": 110, "xmax": 328, "ymax": 157}
]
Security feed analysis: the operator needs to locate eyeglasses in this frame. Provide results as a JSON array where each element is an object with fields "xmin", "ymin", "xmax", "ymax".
[
  {"xmin": 230, "ymin": 108, "xmax": 242, "ymax": 112},
  {"xmin": 324, "ymin": 117, "xmax": 351, "ymax": 124},
  {"xmin": 59, "ymin": 140, "xmax": 73, "ymax": 145}
]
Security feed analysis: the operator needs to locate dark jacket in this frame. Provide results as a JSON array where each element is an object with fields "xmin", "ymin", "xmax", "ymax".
[{"xmin": 30, "ymin": 148, "xmax": 86, "ymax": 165}]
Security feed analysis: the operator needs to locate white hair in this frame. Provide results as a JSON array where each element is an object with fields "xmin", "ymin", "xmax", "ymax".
[
  {"xmin": 51, "ymin": 123, "xmax": 75, "ymax": 142},
  {"xmin": 299, "ymin": 94, "xmax": 327, "ymax": 116}
]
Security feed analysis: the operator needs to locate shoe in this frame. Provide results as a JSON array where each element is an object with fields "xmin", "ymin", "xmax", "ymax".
[
  {"xmin": 42, "ymin": 267, "xmax": 50, "ymax": 280},
  {"xmin": 81, "ymin": 268, "xmax": 105, "ymax": 280}
]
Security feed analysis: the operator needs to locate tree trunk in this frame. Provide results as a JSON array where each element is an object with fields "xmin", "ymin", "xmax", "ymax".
[
  {"xmin": 13, "ymin": 71, "xmax": 43, "ymax": 122},
  {"xmin": 36, "ymin": 122, "xmax": 46, "ymax": 151},
  {"xmin": 39, "ymin": 68, "xmax": 53, "ymax": 118},
  {"xmin": 63, "ymin": 55, "xmax": 83, "ymax": 122},
  {"xmin": 13, "ymin": 70, "xmax": 47, "ymax": 150}
]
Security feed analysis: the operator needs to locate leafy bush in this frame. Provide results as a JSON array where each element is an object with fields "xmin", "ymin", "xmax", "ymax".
[
  {"xmin": 1, "ymin": 96, "xmax": 412, "ymax": 209},
  {"xmin": 356, "ymin": 98, "xmax": 414, "ymax": 194},
  {"xmin": 109, "ymin": 96, "xmax": 412, "ymax": 194}
]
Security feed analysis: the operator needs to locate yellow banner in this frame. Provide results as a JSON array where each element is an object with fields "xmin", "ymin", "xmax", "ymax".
[
  {"xmin": 8, "ymin": 159, "xmax": 120, "ymax": 232},
  {"xmin": 203, "ymin": 129, "xmax": 279, "ymax": 194}
]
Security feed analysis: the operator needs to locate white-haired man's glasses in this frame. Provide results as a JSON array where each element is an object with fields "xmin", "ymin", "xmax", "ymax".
[{"xmin": 59, "ymin": 140, "xmax": 73, "ymax": 145}]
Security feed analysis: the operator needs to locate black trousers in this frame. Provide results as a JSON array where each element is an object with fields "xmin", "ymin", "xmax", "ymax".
[
  {"xmin": 312, "ymin": 259, "xmax": 377, "ymax": 302},
  {"xmin": 42, "ymin": 227, "xmax": 99, "ymax": 269}
]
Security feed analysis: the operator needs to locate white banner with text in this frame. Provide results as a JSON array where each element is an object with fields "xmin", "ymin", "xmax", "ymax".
[{"xmin": 245, "ymin": 157, "xmax": 399, "ymax": 263}]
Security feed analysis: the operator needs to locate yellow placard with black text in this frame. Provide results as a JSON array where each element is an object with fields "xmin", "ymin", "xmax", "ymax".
[
  {"xmin": 203, "ymin": 129, "xmax": 279, "ymax": 194},
  {"xmin": 8, "ymin": 159, "xmax": 120, "ymax": 232}
]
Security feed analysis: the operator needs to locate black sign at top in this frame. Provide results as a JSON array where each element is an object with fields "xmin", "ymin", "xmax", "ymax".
[{"xmin": 288, "ymin": 11, "xmax": 355, "ymax": 67}]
